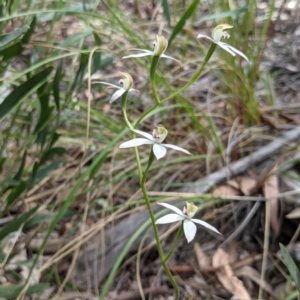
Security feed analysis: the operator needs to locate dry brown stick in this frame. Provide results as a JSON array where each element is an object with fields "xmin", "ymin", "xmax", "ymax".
[{"xmin": 182, "ymin": 126, "xmax": 300, "ymax": 194}]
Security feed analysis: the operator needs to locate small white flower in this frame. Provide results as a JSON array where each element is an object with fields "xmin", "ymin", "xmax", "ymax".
[
  {"xmin": 197, "ymin": 24, "xmax": 249, "ymax": 61},
  {"xmin": 119, "ymin": 125, "xmax": 190, "ymax": 160},
  {"xmin": 122, "ymin": 35, "xmax": 181, "ymax": 65},
  {"xmin": 95, "ymin": 72, "xmax": 139, "ymax": 103},
  {"xmin": 156, "ymin": 202, "xmax": 221, "ymax": 243}
]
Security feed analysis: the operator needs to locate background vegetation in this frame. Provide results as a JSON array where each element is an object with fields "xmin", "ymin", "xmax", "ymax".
[{"xmin": 0, "ymin": 0, "xmax": 300, "ymax": 299}]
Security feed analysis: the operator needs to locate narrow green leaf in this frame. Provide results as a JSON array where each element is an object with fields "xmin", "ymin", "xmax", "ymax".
[
  {"xmin": 194, "ymin": 6, "xmax": 247, "ymax": 25},
  {"xmin": 35, "ymin": 159, "xmax": 62, "ymax": 182},
  {"xmin": 0, "ymin": 283, "xmax": 48, "ymax": 299},
  {"xmin": 21, "ymin": 16, "xmax": 37, "ymax": 44},
  {"xmin": 0, "ymin": 66, "xmax": 53, "ymax": 121},
  {"xmin": 0, "ymin": 42, "xmax": 23, "ymax": 60},
  {"xmin": 168, "ymin": 0, "xmax": 200, "ymax": 47},
  {"xmin": 53, "ymin": 61, "xmax": 63, "ymax": 111},
  {"xmin": 14, "ymin": 150, "xmax": 27, "ymax": 181},
  {"xmin": 92, "ymin": 32, "xmax": 102, "ymax": 73},
  {"xmin": 100, "ymin": 56, "xmax": 113, "ymax": 69},
  {"xmin": 0, "ymin": 26, "xmax": 28, "ymax": 48},
  {"xmin": 34, "ymin": 106, "xmax": 54, "ymax": 134},
  {"xmin": 162, "ymin": 0, "xmax": 171, "ymax": 27},
  {"xmin": 280, "ymin": 243, "xmax": 300, "ymax": 292},
  {"xmin": 0, "ymin": 206, "xmax": 39, "ymax": 241},
  {"xmin": 71, "ymin": 49, "xmax": 89, "ymax": 90},
  {"xmin": 40, "ymin": 147, "xmax": 66, "ymax": 165},
  {"xmin": 6, "ymin": 181, "xmax": 27, "ymax": 206}
]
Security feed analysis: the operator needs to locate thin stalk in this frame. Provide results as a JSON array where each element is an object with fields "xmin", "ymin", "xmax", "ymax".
[
  {"xmin": 140, "ymin": 150, "xmax": 179, "ymax": 299},
  {"xmin": 121, "ymin": 93, "xmax": 143, "ymax": 181},
  {"xmin": 161, "ymin": 43, "xmax": 217, "ymax": 103},
  {"xmin": 150, "ymin": 56, "xmax": 161, "ymax": 104},
  {"xmin": 163, "ymin": 223, "xmax": 183, "ymax": 263}
]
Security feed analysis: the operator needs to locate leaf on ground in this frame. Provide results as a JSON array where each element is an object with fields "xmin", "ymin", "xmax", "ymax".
[
  {"xmin": 285, "ymin": 208, "xmax": 300, "ymax": 219},
  {"xmin": 194, "ymin": 242, "xmax": 209, "ymax": 267},
  {"xmin": 235, "ymin": 265, "xmax": 273, "ymax": 294},
  {"xmin": 239, "ymin": 177, "xmax": 256, "ymax": 195},
  {"xmin": 263, "ymin": 165, "xmax": 280, "ymax": 235},
  {"xmin": 212, "ymin": 248, "xmax": 251, "ymax": 300},
  {"xmin": 212, "ymin": 185, "xmax": 241, "ymax": 196}
]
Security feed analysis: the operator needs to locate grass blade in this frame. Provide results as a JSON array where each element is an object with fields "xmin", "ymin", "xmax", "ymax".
[{"xmin": 168, "ymin": 0, "xmax": 200, "ymax": 47}]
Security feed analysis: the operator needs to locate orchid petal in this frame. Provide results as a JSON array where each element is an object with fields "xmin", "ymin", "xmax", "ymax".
[
  {"xmin": 127, "ymin": 48, "xmax": 153, "ymax": 53},
  {"xmin": 129, "ymin": 89, "xmax": 140, "ymax": 94},
  {"xmin": 110, "ymin": 89, "xmax": 126, "ymax": 103},
  {"xmin": 160, "ymin": 54, "xmax": 182, "ymax": 65},
  {"xmin": 216, "ymin": 42, "xmax": 237, "ymax": 56},
  {"xmin": 192, "ymin": 219, "xmax": 221, "ymax": 234},
  {"xmin": 197, "ymin": 34, "xmax": 214, "ymax": 42},
  {"xmin": 95, "ymin": 82, "xmax": 120, "ymax": 89},
  {"xmin": 155, "ymin": 214, "xmax": 185, "ymax": 224},
  {"xmin": 153, "ymin": 144, "xmax": 167, "ymax": 160},
  {"xmin": 122, "ymin": 52, "xmax": 153, "ymax": 59},
  {"xmin": 130, "ymin": 129, "xmax": 154, "ymax": 141},
  {"xmin": 119, "ymin": 138, "xmax": 154, "ymax": 148},
  {"xmin": 157, "ymin": 202, "xmax": 184, "ymax": 216},
  {"xmin": 225, "ymin": 44, "xmax": 249, "ymax": 61},
  {"xmin": 162, "ymin": 144, "xmax": 191, "ymax": 155},
  {"xmin": 183, "ymin": 219, "xmax": 197, "ymax": 243}
]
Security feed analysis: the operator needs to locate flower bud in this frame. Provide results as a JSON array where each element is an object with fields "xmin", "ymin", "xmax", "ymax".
[
  {"xmin": 153, "ymin": 35, "xmax": 168, "ymax": 57},
  {"xmin": 212, "ymin": 24, "xmax": 233, "ymax": 43},
  {"xmin": 183, "ymin": 202, "xmax": 198, "ymax": 218},
  {"xmin": 119, "ymin": 72, "xmax": 134, "ymax": 91},
  {"xmin": 152, "ymin": 124, "xmax": 168, "ymax": 143}
]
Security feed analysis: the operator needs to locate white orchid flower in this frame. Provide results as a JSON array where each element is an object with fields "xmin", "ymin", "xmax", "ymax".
[
  {"xmin": 95, "ymin": 72, "xmax": 139, "ymax": 103},
  {"xmin": 119, "ymin": 125, "xmax": 190, "ymax": 160},
  {"xmin": 197, "ymin": 24, "xmax": 249, "ymax": 61},
  {"xmin": 122, "ymin": 35, "xmax": 181, "ymax": 64},
  {"xmin": 156, "ymin": 202, "xmax": 221, "ymax": 243}
]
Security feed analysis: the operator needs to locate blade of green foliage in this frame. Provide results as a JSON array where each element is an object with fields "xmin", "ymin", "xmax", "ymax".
[
  {"xmin": 34, "ymin": 159, "xmax": 62, "ymax": 182},
  {"xmin": 14, "ymin": 150, "xmax": 27, "ymax": 181},
  {"xmin": 0, "ymin": 42, "xmax": 23, "ymax": 60},
  {"xmin": 0, "ymin": 25, "xmax": 28, "ymax": 48},
  {"xmin": 21, "ymin": 16, "xmax": 36, "ymax": 44},
  {"xmin": 0, "ymin": 283, "xmax": 48, "ymax": 299},
  {"xmin": 0, "ymin": 206, "xmax": 38, "ymax": 241},
  {"xmin": 99, "ymin": 209, "xmax": 166, "ymax": 299},
  {"xmin": 168, "ymin": 0, "xmax": 200, "ymax": 47},
  {"xmin": 194, "ymin": 6, "xmax": 247, "ymax": 25},
  {"xmin": 6, "ymin": 181, "xmax": 26, "ymax": 206},
  {"xmin": 53, "ymin": 61, "xmax": 63, "ymax": 111},
  {"xmin": 71, "ymin": 49, "xmax": 89, "ymax": 90},
  {"xmin": 280, "ymin": 243, "xmax": 300, "ymax": 292},
  {"xmin": 40, "ymin": 147, "xmax": 66, "ymax": 165},
  {"xmin": 0, "ymin": 66, "xmax": 53, "ymax": 121},
  {"xmin": 162, "ymin": 0, "xmax": 171, "ymax": 26},
  {"xmin": 92, "ymin": 32, "xmax": 102, "ymax": 73}
]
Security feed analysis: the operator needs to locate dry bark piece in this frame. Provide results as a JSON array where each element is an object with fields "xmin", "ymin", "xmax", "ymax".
[{"xmin": 212, "ymin": 248, "xmax": 251, "ymax": 300}]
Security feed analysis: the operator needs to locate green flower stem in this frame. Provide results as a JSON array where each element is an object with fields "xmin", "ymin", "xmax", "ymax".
[
  {"xmin": 161, "ymin": 43, "xmax": 217, "ymax": 104},
  {"xmin": 163, "ymin": 222, "xmax": 184, "ymax": 263},
  {"xmin": 140, "ymin": 150, "xmax": 179, "ymax": 299},
  {"xmin": 121, "ymin": 93, "xmax": 143, "ymax": 181},
  {"xmin": 121, "ymin": 92, "xmax": 133, "ymax": 129},
  {"xmin": 150, "ymin": 55, "xmax": 161, "ymax": 105}
]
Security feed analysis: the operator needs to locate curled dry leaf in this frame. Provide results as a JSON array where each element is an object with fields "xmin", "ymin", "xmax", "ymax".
[
  {"xmin": 212, "ymin": 185, "xmax": 241, "ymax": 197},
  {"xmin": 263, "ymin": 165, "xmax": 280, "ymax": 235},
  {"xmin": 285, "ymin": 208, "xmax": 300, "ymax": 219},
  {"xmin": 212, "ymin": 248, "xmax": 251, "ymax": 300}
]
